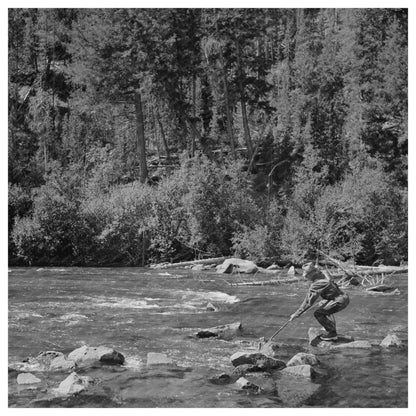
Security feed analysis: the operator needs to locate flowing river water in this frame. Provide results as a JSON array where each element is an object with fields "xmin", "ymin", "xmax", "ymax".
[{"xmin": 8, "ymin": 267, "xmax": 408, "ymax": 408}]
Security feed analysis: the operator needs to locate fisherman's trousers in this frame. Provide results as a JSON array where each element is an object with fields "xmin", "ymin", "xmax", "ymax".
[{"xmin": 314, "ymin": 293, "xmax": 349, "ymax": 334}]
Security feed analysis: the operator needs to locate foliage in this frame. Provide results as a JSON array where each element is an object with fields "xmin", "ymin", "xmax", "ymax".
[
  {"xmin": 232, "ymin": 198, "xmax": 284, "ymax": 262},
  {"xmin": 281, "ymin": 158, "xmax": 407, "ymax": 264},
  {"xmin": 8, "ymin": 8, "xmax": 408, "ymax": 266},
  {"xmin": 12, "ymin": 166, "xmax": 85, "ymax": 264},
  {"xmin": 81, "ymin": 182, "xmax": 154, "ymax": 265},
  {"xmin": 166, "ymin": 155, "xmax": 260, "ymax": 258}
]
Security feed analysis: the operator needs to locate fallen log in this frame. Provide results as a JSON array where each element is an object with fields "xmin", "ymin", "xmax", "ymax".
[
  {"xmin": 151, "ymin": 257, "xmax": 230, "ymax": 269},
  {"xmin": 228, "ymin": 277, "xmax": 300, "ymax": 287}
]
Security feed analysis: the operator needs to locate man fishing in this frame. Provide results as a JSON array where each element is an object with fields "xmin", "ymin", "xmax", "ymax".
[{"xmin": 289, "ymin": 262, "xmax": 349, "ymax": 341}]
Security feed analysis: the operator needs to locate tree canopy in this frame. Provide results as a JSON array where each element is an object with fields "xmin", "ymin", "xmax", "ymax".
[{"xmin": 8, "ymin": 8, "xmax": 408, "ymax": 267}]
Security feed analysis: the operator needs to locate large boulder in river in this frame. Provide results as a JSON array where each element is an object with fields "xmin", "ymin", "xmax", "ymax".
[
  {"xmin": 53, "ymin": 372, "xmax": 92, "ymax": 396},
  {"xmin": 380, "ymin": 334, "xmax": 403, "ymax": 348},
  {"xmin": 287, "ymin": 352, "xmax": 319, "ymax": 367},
  {"xmin": 17, "ymin": 373, "xmax": 41, "ymax": 385},
  {"xmin": 232, "ymin": 363, "xmax": 263, "ymax": 377},
  {"xmin": 281, "ymin": 364, "xmax": 314, "ymax": 380},
  {"xmin": 33, "ymin": 351, "xmax": 76, "ymax": 371},
  {"xmin": 230, "ymin": 351, "xmax": 285, "ymax": 370},
  {"xmin": 235, "ymin": 373, "xmax": 277, "ymax": 395},
  {"xmin": 209, "ymin": 373, "xmax": 234, "ymax": 385},
  {"xmin": 49, "ymin": 355, "xmax": 76, "ymax": 371},
  {"xmin": 308, "ymin": 327, "xmax": 355, "ymax": 347},
  {"xmin": 234, "ymin": 377, "xmax": 261, "ymax": 394},
  {"xmin": 216, "ymin": 258, "xmax": 258, "ymax": 274},
  {"xmin": 68, "ymin": 345, "xmax": 125, "ymax": 366},
  {"xmin": 35, "ymin": 351, "xmax": 63, "ymax": 366},
  {"xmin": 196, "ymin": 322, "xmax": 242, "ymax": 340},
  {"xmin": 9, "ymin": 351, "xmax": 76, "ymax": 373}
]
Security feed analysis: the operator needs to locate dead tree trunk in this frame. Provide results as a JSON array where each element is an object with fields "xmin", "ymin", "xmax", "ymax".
[{"xmin": 134, "ymin": 90, "xmax": 148, "ymax": 184}]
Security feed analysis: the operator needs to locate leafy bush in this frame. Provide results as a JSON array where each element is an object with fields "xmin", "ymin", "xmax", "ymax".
[
  {"xmin": 12, "ymin": 166, "xmax": 89, "ymax": 265},
  {"xmin": 8, "ymin": 184, "xmax": 33, "ymax": 260},
  {"xmin": 147, "ymin": 173, "xmax": 188, "ymax": 262},
  {"xmin": 11, "ymin": 216, "xmax": 45, "ymax": 265},
  {"xmin": 172, "ymin": 155, "xmax": 260, "ymax": 258},
  {"xmin": 81, "ymin": 181, "xmax": 154, "ymax": 265},
  {"xmin": 281, "ymin": 159, "xmax": 408, "ymax": 264},
  {"xmin": 10, "ymin": 152, "xmax": 406, "ymax": 266},
  {"xmin": 232, "ymin": 198, "xmax": 284, "ymax": 262}
]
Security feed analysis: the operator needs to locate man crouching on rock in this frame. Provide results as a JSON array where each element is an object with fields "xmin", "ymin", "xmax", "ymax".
[{"xmin": 289, "ymin": 263, "xmax": 349, "ymax": 341}]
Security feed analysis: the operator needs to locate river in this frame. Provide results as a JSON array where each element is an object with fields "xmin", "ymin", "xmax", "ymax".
[{"xmin": 8, "ymin": 267, "xmax": 408, "ymax": 407}]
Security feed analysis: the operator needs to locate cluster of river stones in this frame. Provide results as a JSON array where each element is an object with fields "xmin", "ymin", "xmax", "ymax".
[{"xmin": 9, "ymin": 320, "xmax": 404, "ymax": 407}]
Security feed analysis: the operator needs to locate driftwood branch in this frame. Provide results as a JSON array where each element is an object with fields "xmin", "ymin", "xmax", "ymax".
[
  {"xmin": 317, "ymin": 250, "xmax": 372, "ymax": 284},
  {"xmin": 151, "ymin": 257, "xmax": 230, "ymax": 269},
  {"xmin": 317, "ymin": 250, "xmax": 407, "ymax": 286}
]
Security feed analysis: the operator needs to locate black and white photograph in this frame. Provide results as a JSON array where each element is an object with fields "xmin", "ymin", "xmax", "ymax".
[{"xmin": 6, "ymin": 3, "xmax": 409, "ymax": 409}]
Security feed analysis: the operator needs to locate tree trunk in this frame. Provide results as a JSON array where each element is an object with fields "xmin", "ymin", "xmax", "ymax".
[
  {"xmin": 155, "ymin": 109, "xmax": 171, "ymax": 164},
  {"xmin": 219, "ymin": 45, "xmax": 236, "ymax": 158},
  {"xmin": 236, "ymin": 40, "xmax": 253, "ymax": 159},
  {"xmin": 190, "ymin": 74, "xmax": 197, "ymax": 157},
  {"xmin": 134, "ymin": 90, "xmax": 148, "ymax": 184},
  {"xmin": 150, "ymin": 106, "xmax": 161, "ymax": 159}
]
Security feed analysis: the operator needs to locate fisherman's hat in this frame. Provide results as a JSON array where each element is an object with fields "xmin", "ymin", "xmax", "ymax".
[{"xmin": 302, "ymin": 262, "xmax": 319, "ymax": 277}]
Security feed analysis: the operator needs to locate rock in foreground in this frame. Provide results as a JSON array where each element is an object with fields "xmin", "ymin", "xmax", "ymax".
[
  {"xmin": 235, "ymin": 377, "xmax": 261, "ymax": 393},
  {"xmin": 308, "ymin": 327, "xmax": 354, "ymax": 347},
  {"xmin": 230, "ymin": 351, "xmax": 285, "ymax": 370},
  {"xmin": 68, "ymin": 345, "xmax": 125, "ymax": 366},
  {"xmin": 287, "ymin": 352, "xmax": 319, "ymax": 367},
  {"xmin": 380, "ymin": 334, "xmax": 403, "ymax": 348},
  {"xmin": 10, "ymin": 351, "xmax": 76, "ymax": 373},
  {"xmin": 237, "ymin": 373, "xmax": 277, "ymax": 394},
  {"xmin": 281, "ymin": 364, "xmax": 314, "ymax": 380},
  {"xmin": 17, "ymin": 373, "xmax": 41, "ymax": 385},
  {"xmin": 196, "ymin": 322, "xmax": 242, "ymax": 340},
  {"xmin": 53, "ymin": 372, "xmax": 92, "ymax": 396}
]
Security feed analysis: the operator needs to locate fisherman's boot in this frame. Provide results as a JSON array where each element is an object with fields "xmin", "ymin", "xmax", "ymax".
[{"xmin": 319, "ymin": 331, "xmax": 338, "ymax": 341}]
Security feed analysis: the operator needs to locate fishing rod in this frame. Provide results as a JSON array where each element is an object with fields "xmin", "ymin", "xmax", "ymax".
[{"xmin": 260, "ymin": 302, "xmax": 325, "ymax": 350}]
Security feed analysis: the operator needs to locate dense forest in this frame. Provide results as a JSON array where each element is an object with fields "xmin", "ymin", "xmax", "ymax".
[{"xmin": 8, "ymin": 8, "xmax": 408, "ymax": 267}]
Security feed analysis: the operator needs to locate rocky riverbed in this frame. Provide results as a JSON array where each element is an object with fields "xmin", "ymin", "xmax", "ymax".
[
  {"xmin": 8, "ymin": 267, "xmax": 408, "ymax": 407},
  {"xmin": 9, "ymin": 322, "xmax": 405, "ymax": 408}
]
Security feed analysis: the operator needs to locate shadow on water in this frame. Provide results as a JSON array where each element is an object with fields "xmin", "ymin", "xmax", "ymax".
[{"xmin": 8, "ymin": 267, "xmax": 408, "ymax": 407}]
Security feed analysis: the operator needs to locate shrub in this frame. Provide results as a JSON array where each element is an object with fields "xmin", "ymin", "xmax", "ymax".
[
  {"xmin": 8, "ymin": 184, "xmax": 33, "ymax": 260},
  {"xmin": 11, "ymin": 216, "xmax": 45, "ymax": 265},
  {"xmin": 172, "ymin": 155, "xmax": 260, "ymax": 257},
  {"xmin": 147, "ymin": 173, "xmax": 188, "ymax": 262},
  {"xmin": 81, "ymin": 181, "xmax": 154, "ymax": 265},
  {"xmin": 12, "ymin": 166, "xmax": 88, "ymax": 265},
  {"xmin": 232, "ymin": 198, "xmax": 284, "ymax": 262},
  {"xmin": 281, "ymin": 159, "xmax": 407, "ymax": 264}
]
